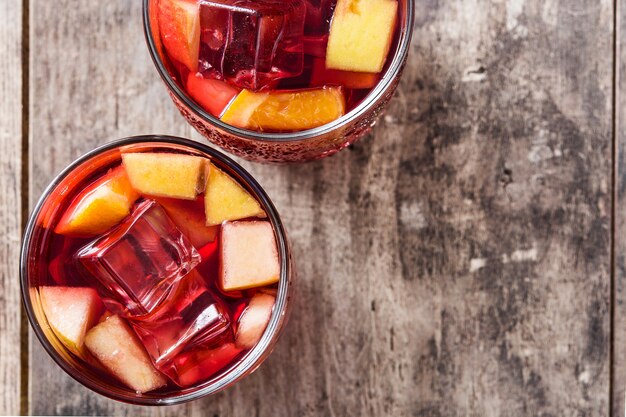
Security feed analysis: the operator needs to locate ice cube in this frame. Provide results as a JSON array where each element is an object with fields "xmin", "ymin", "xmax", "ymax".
[
  {"xmin": 198, "ymin": 0, "xmax": 306, "ymax": 90},
  {"xmin": 76, "ymin": 199, "xmax": 201, "ymax": 316},
  {"xmin": 130, "ymin": 270, "xmax": 230, "ymax": 367}
]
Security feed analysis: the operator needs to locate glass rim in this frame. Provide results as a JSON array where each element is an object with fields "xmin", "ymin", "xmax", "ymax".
[
  {"xmin": 142, "ymin": 0, "xmax": 415, "ymax": 143},
  {"xmin": 20, "ymin": 134, "xmax": 292, "ymax": 405}
]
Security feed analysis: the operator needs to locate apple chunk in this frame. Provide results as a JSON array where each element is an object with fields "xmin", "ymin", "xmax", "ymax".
[
  {"xmin": 236, "ymin": 293, "xmax": 275, "ymax": 349},
  {"xmin": 220, "ymin": 221, "xmax": 280, "ymax": 292},
  {"xmin": 186, "ymin": 73, "xmax": 240, "ymax": 117},
  {"xmin": 85, "ymin": 315, "xmax": 166, "ymax": 393},
  {"xmin": 175, "ymin": 343, "xmax": 243, "ymax": 387},
  {"xmin": 55, "ymin": 167, "xmax": 139, "ymax": 237},
  {"xmin": 155, "ymin": 197, "xmax": 219, "ymax": 247},
  {"xmin": 39, "ymin": 286, "xmax": 104, "ymax": 357},
  {"xmin": 122, "ymin": 152, "xmax": 207, "ymax": 200},
  {"xmin": 310, "ymin": 58, "xmax": 379, "ymax": 89},
  {"xmin": 326, "ymin": 0, "xmax": 398, "ymax": 73},
  {"xmin": 204, "ymin": 163, "xmax": 265, "ymax": 226},
  {"xmin": 158, "ymin": 0, "xmax": 200, "ymax": 72}
]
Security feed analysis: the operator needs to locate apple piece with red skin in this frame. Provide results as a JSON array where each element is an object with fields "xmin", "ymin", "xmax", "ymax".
[
  {"xmin": 55, "ymin": 166, "xmax": 139, "ymax": 237},
  {"xmin": 236, "ymin": 293, "xmax": 275, "ymax": 349},
  {"xmin": 154, "ymin": 196, "xmax": 219, "ymax": 248},
  {"xmin": 158, "ymin": 0, "xmax": 200, "ymax": 72},
  {"xmin": 148, "ymin": 0, "xmax": 164, "ymax": 61},
  {"xmin": 39, "ymin": 286, "xmax": 104, "ymax": 358},
  {"xmin": 176, "ymin": 343, "xmax": 243, "ymax": 387},
  {"xmin": 85, "ymin": 315, "xmax": 167, "ymax": 393},
  {"xmin": 186, "ymin": 73, "xmax": 240, "ymax": 117}
]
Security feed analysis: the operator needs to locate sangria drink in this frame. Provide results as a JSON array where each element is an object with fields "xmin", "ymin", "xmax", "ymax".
[
  {"xmin": 144, "ymin": 0, "xmax": 413, "ymax": 162},
  {"xmin": 21, "ymin": 136, "xmax": 292, "ymax": 404}
]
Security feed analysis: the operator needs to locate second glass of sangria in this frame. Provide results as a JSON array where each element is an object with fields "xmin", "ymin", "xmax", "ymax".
[{"xmin": 144, "ymin": 0, "xmax": 414, "ymax": 162}]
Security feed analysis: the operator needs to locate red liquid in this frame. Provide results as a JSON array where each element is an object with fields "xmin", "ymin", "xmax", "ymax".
[
  {"xmin": 29, "ymin": 147, "xmax": 278, "ymax": 392},
  {"xmin": 153, "ymin": 0, "xmax": 400, "ymax": 132}
]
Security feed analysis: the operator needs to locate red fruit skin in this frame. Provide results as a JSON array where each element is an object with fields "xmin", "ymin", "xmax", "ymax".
[
  {"xmin": 148, "ymin": 0, "xmax": 164, "ymax": 61},
  {"xmin": 154, "ymin": 196, "xmax": 219, "ymax": 248},
  {"xmin": 310, "ymin": 58, "xmax": 379, "ymax": 89},
  {"xmin": 158, "ymin": 0, "xmax": 200, "ymax": 72},
  {"xmin": 176, "ymin": 343, "xmax": 243, "ymax": 387},
  {"xmin": 303, "ymin": 35, "xmax": 328, "ymax": 58},
  {"xmin": 197, "ymin": 238, "xmax": 219, "ymax": 265},
  {"xmin": 186, "ymin": 73, "xmax": 240, "ymax": 117}
]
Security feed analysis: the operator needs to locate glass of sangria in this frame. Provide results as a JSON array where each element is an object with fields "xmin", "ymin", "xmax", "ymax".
[
  {"xmin": 21, "ymin": 135, "xmax": 293, "ymax": 405},
  {"xmin": 143, "ymin": 0, "xmax": 414, "ymax": 162}
]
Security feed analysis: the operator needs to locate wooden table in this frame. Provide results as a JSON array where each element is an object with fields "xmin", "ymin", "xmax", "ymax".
[{"xmin": 1, "ymin": 0, "xmax": 624, "ymax": 415}]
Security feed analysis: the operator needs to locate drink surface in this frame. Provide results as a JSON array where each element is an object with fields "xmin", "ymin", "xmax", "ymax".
[
  {"xmin": 28, "ymin": 144, "xmax": 281, "ymax": 394},
  {"xmin": 152, "ymin": 0, "xmax": 400, "ymax": 132}
]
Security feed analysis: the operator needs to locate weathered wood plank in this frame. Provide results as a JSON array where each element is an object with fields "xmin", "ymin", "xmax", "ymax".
[
  {"xmin": 28, "ymin": 1, "xmax": 613, "ymax": 416},
  {"xmin": 0, "ymin": 0, "xmax": 22, "ymax": 415},
  {"xmin": 614, "ymin": 0, "xmax": 626, "ymax": 415}
]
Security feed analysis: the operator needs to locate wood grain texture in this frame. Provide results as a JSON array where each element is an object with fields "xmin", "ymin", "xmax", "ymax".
[
  {"xmin": 614, "ymin": 0, "xmax": 626, "ymax": 415},
  {"xmin": 0, "ymin": 0, "xmax": 22, "ymax": 415},
  {"xmin": 27, "ymin": 1, "xmax": 613, "ymax": 416}
]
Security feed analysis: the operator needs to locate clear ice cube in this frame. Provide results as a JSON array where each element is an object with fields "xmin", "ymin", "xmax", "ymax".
[
  {"xmin": 129, "ymin": 270, "xmax": 230, "ymax": 366},
  {"xmin": 198, "ymin": 0, "xmax": 306, "ymax": 90},
  {"xmin": 76, "ymin": 199, "xmax": 201, "ymax": 316}
]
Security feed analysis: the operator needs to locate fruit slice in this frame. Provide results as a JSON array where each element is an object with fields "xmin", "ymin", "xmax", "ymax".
[
  {"xmin": 221, "ymin": 87, "xmax": 345, "ymax": 131},
  {"xmin": 303, "ymin": 34, "xmax": 328, "ymax": 58},
  {"xmin": 55, "ymin": 167, "xmax": 139, "ymax": 237},
  {"xmin": 186, "ymin": 73, "xmax": 240, "ymax": 117},
  {"xmin": 176, "ymin": 343, "xmax": 243, "ymax": 387},
  {"xmin": 326, "ymin": 0, "xmax": 398, "ymax": 73},
  {"xmin": 204, "ymin": 163, "xmax": 265, "ymax": 226},
  {"xmin": 85, "ymin": 315, "xmax": 166, "ymax": 393},
  {"xmin": 236, "ymin": 293, "xmax": 275, "ymax": 349},
  {"xmin": 39, "ymin": 286, "xmax": 104, "ymax": 357},
  {"xmin": 310, "ymin": 58, "xmax": 379, "ymax": 89},
  {"xmin": 220, "ymin": 221, "xmax": 280, "ymax": 292},
  {"xmin": 122, "ymin": 152, "xmax": 207, "ymax": 200},
  {"xmin": 158, "ymin": 0, "xmax": 200, "ymax": 72},
  {"xmin": 155, "ymin": 197, "xmax": 219, "ymax": 247},
  {"xmin": 40, "ymin": 150, "xmax": 123, "ymax": 231},
  {"xmin": 148, "ymin": 0, "xmax": 164, "ymax": 61}
]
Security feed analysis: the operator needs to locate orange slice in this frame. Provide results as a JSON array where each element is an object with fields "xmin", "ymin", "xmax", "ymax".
[
  {"xmin": 221, "ymin": 87, "xmax": 345, "ymax": 131},
  {"xmin": 55, "ymin": 167, "xmax": 139, "ymax": 237}
]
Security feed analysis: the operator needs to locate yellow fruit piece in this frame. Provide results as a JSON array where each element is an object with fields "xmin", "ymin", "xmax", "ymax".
[
  {"xmin": 55, "ymin": 167, "xmax": 139, "ymax": 237},
  {"xmin": 64, "ymin": 190, "xmax": 130, "ymax": 236},
  {"xmin": 122, "ymin": 152, "xmax": 207, "ymax": 200},
  {"xmin": 85, "ymin": 315, "xmax": 166, "ymax": 393},
  {"xmin": 204, "ymin": 163, "xmax": 265, "ymax": 226},
  {"xmin": 221, "ymin": 87, "xmax": 345, "ymax": 131},
  {"xmin": 326, "ymin": 0, "xmax": 398, "ymax": 73}
]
